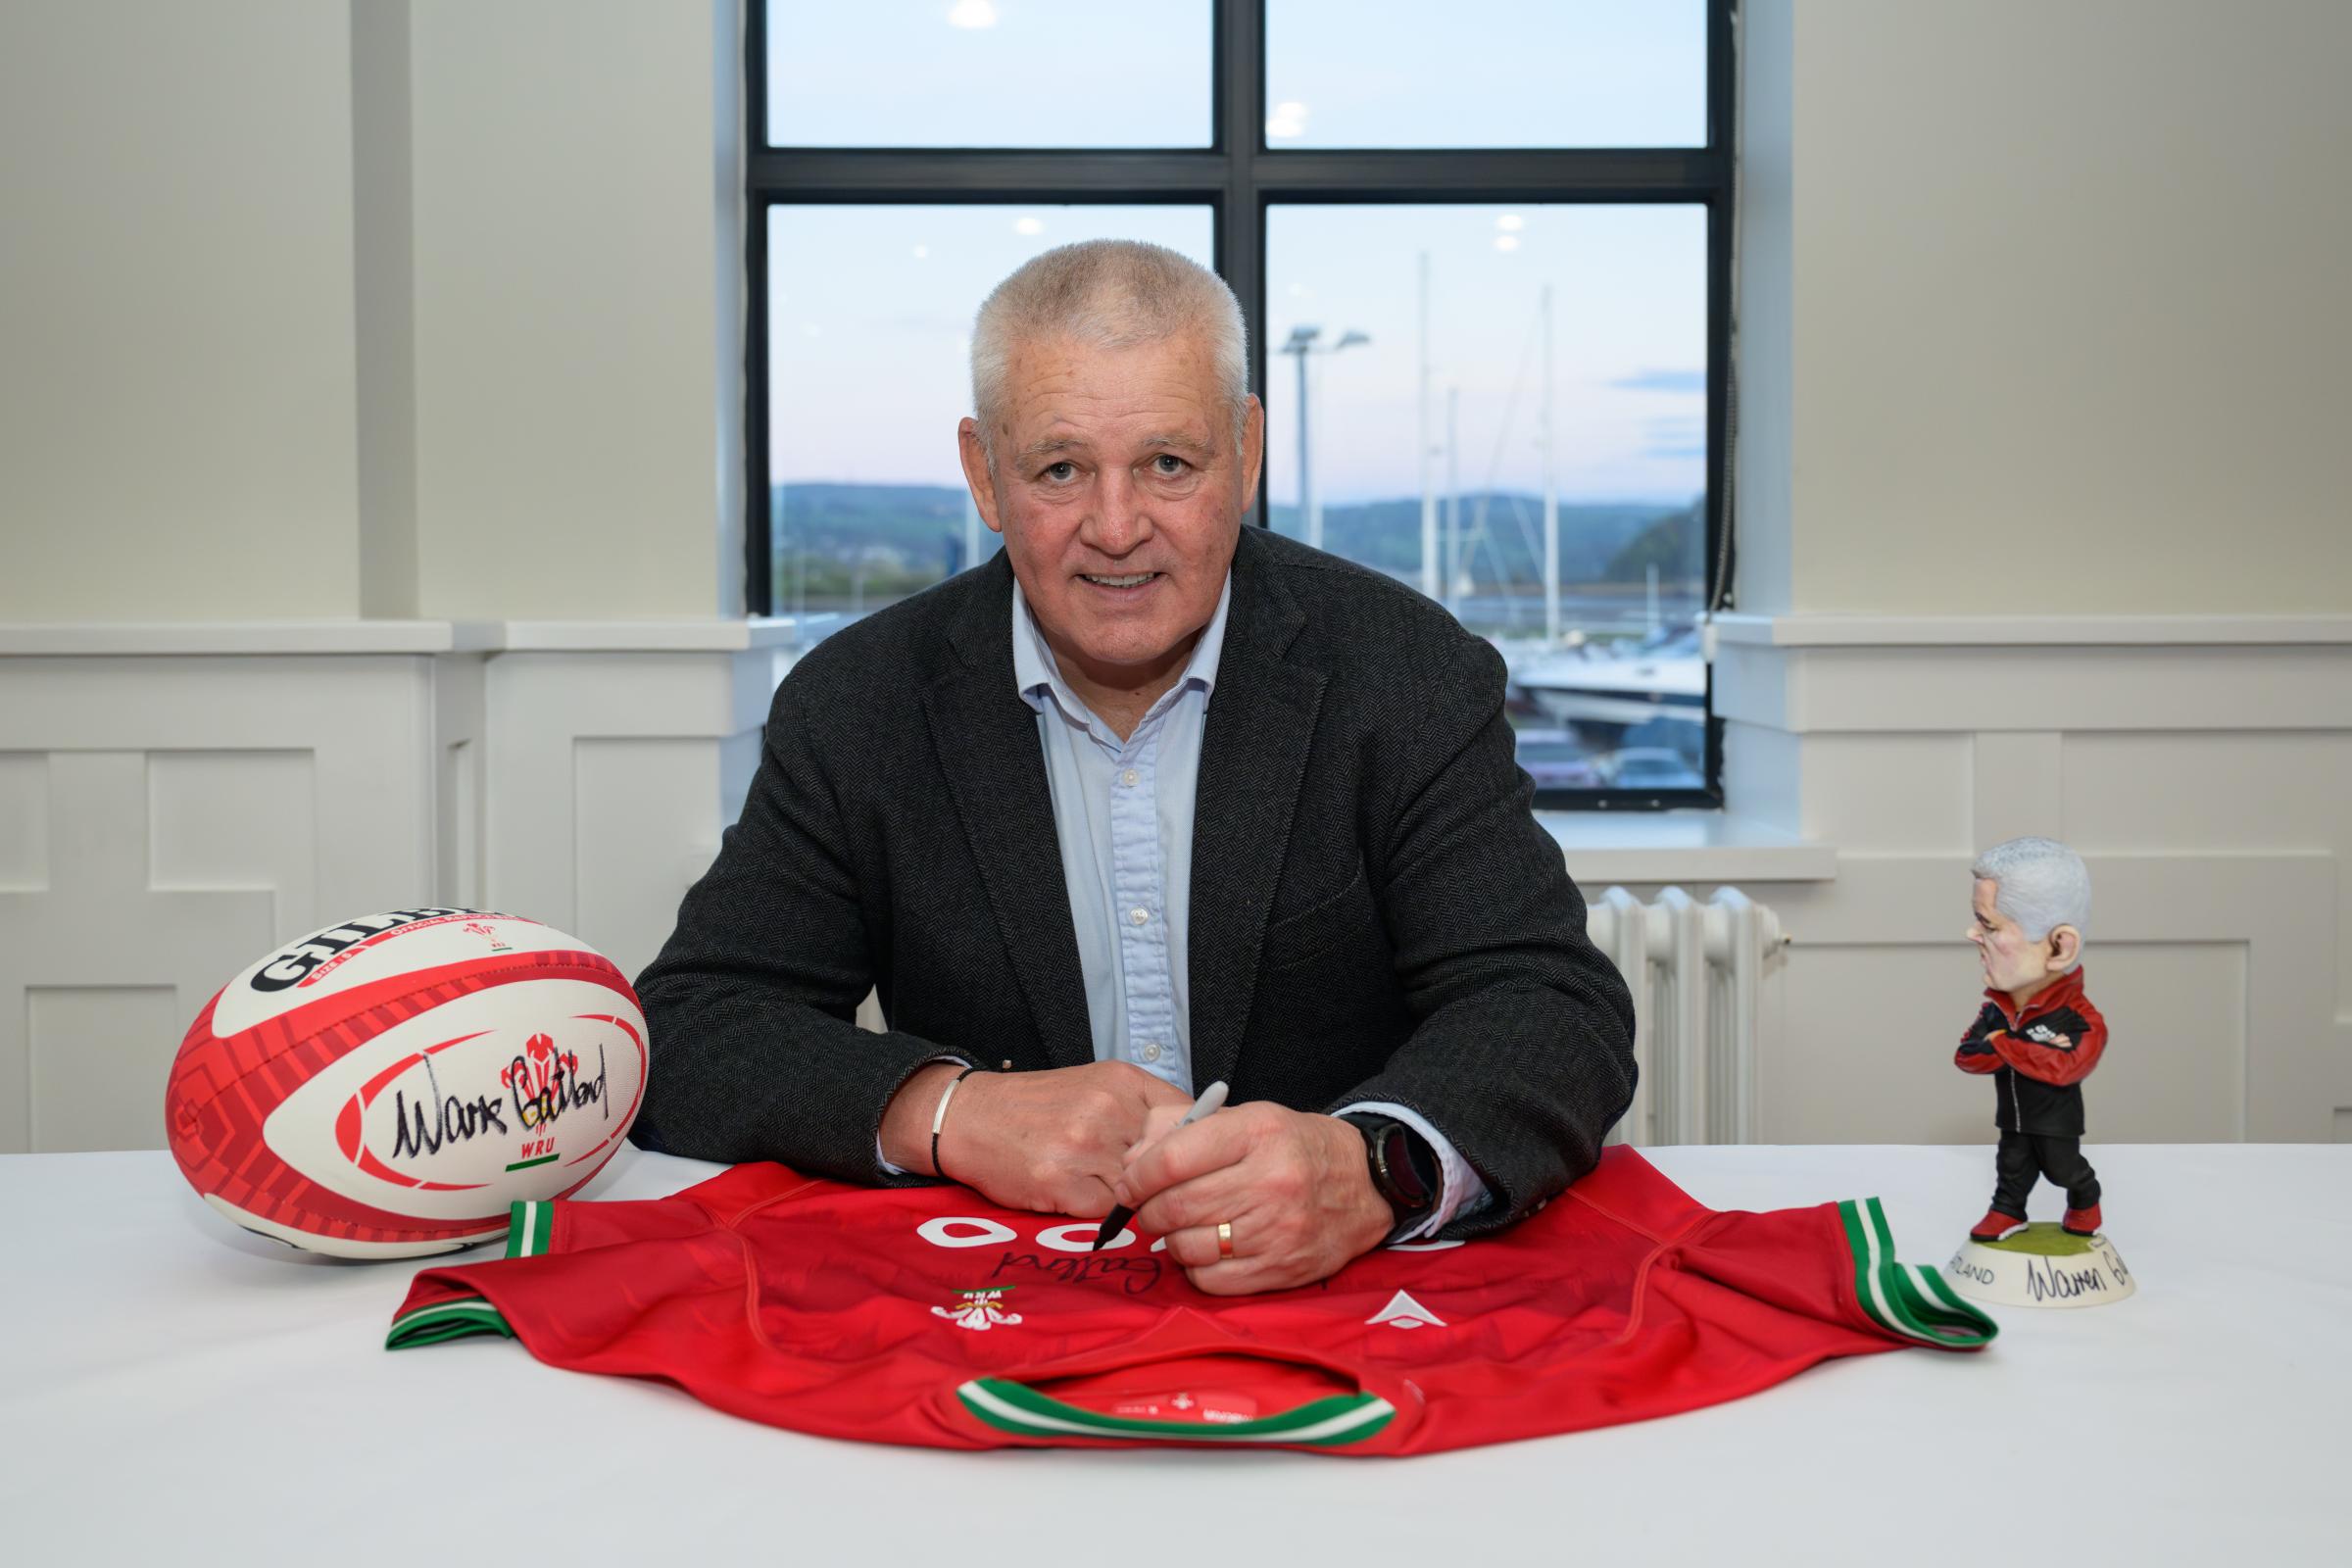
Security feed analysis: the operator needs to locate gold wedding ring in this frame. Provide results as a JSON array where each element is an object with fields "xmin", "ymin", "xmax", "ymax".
[{"xmin": 1216, "ymin": 1221, "xmax": 1235, "ymax": 1259}]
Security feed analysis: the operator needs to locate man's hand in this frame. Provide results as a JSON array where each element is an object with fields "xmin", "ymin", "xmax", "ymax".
[
  {"xmin": 1110, "ymin": 1102, "xmax": 1395, "ymax": 1296},
  {"xmin": 880, "ymin": 1060, "xmax": 1191, "ymax": 1217}
]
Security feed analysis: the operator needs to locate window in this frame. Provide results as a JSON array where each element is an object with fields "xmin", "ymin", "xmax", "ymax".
[{"xmin": 747, "ymin": 1, "xmax": 1733, "ymax": 808}]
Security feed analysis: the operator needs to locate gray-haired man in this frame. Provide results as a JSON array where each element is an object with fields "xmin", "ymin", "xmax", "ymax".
[{"xmin": 633, "ymin": 240, "xmax": 1637, "ymax": 1296}]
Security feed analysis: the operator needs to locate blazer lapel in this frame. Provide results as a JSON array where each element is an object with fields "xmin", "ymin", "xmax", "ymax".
[
  {"xmin": 1187, "ymin": 531, "xmax": 1327, "ymax": 1094},
  {"xmin": 921, "ymin": 559, "xmax": 1096, "ymax": 1070}
]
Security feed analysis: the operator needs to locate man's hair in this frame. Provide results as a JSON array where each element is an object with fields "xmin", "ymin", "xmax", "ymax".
[
  {"xmin": 1972, "ymin": 836, "xmax": 2091, "ymax": 954},
  {"xmin": 970, "ymin": 239, "xmax": 1250, "ymax": 466}
]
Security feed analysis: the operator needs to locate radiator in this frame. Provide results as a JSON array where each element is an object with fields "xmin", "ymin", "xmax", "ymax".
[{"xmin": 1587, "ymin": 886, "xmax": 1788, "ymax": 1147}]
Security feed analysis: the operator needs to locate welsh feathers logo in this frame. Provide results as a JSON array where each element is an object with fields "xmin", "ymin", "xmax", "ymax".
[
  {"xmin": 932, "ymin": 1288, "xmax": 1023, "ymax": 1331},
  {"xmin": 501, "ymin": 1034, "xmax": 583, "ymax": 1129},
  {"xmin": 464, "ymin": 921, "xmax": 514, "ymax": 954}
]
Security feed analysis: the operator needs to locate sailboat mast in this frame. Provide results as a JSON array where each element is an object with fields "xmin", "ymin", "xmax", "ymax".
[
  {"xmin": 1418, "ymin": 251, "xmax": 1437, "ymax": 600},
  {"xmin": 1543, "ymin": 283, "xmax": 1560, "ymax": 647},
  {"xmin": 1445, "ymin": 384, "xmax": 1461, "ymax": 618}
]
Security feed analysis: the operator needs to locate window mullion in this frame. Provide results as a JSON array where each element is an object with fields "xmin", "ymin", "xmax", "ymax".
[{"xmin": 1220, "ymin": 0, "xmax": 1267, "ymax": 521}]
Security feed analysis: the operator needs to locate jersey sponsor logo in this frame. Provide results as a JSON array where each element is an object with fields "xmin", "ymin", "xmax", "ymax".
[
  {"xmin": 932, "ymin": 1288, "xmax": 1023, "ymax": 1331},
  {"xmin": 917, "ymin": 1216, "xmax": 1158, "ymax": 1253},
  {"xmin": 1366, "ymin": 1290, "xmax": 1446, "ymax": 1330}
]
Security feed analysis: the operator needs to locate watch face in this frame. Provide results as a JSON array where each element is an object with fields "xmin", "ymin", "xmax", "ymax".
[{"xmin": 1378, "ymin": 1125, "xmax": 1435, "ymax": 1210}]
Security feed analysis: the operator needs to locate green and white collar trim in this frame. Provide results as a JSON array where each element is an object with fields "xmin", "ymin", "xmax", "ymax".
[{"xmin": 957, "ymin": 1379, "xmax": 1395, "ymax": 1446}]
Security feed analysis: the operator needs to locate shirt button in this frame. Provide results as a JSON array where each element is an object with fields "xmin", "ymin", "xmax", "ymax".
[
  {"xmin": 1122, "ymin": 768, "xmax": 1140, "ymax": 787},
  {"xmin": 1141, "ymin": 1042, "xmax": 1162, "ymax": 1063},
  {"xmin": 1129, "ymin": 907, "xmax": 1150, "ymax": 926}
]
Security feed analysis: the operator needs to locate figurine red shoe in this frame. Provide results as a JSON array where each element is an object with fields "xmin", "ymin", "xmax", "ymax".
[
  {"xmin": 2062, "ymin": 1203, "xmax": 2102, "ymax": 1237},
  {"xmin": 1970, "ymin": 1209, "xmax": 2028, "ymax": 1243}
]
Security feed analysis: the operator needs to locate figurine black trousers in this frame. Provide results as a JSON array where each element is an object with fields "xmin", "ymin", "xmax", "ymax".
[{"xmin": 1991, "ymin": 1130, "xmax": 2100, "ymax": 1215}]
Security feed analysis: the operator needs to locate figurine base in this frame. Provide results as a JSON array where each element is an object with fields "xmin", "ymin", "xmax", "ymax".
[{"xmin": 1943, "ymin": 1223, "xmax": 2134, "ymax": 1308}]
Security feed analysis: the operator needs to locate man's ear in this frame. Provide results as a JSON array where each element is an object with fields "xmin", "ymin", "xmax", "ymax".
[
  {"xmin": 958, "ymin": 418, "xmax": 1004, "ymax": 535},
  {"xmin": 1238, "ymin": 394, "xmax": 1266, "ymax": 508},
  {"xmin": 2047, "ymin": 924, "xmax": 2082, "ymax": 973}
]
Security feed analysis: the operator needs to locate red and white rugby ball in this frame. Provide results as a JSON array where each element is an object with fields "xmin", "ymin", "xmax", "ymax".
[{"xmin": 166, "ymin": 907, "xmax": 647, "ymax": 1259}]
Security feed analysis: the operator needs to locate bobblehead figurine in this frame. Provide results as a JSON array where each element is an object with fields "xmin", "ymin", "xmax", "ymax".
[{"xmin": 1943, "ymin": 837, "xmax": 2134, "ymax": 1307}]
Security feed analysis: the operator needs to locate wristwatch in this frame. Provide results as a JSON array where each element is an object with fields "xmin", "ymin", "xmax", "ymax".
[{"xmin": 1339, "ymin": 1114, "xmax": 1440, "ymax": 1234}]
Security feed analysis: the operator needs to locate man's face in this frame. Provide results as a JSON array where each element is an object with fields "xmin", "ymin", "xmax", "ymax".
[
  {"xmin": 1968, "ymin": 878, "xmax": 2053, "ymax": 997},
  {"xmin": 959, "ymin": 329, "xmax": 1263, "ymax": 700}
]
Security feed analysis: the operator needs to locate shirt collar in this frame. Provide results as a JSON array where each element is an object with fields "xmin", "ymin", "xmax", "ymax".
[
  {"xmin": 1010, "ymin": 570, "xmax": 1234, "ymax": 720},
  {"xmin": 1984, "ymin": 963, "xmax": 2087, "ymax": 1026}
]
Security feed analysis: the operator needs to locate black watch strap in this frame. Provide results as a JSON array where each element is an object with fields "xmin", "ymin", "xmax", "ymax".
[{"xmin": 1340, "ymin": 1114, "xmax": 1440, "ymax": 1228}]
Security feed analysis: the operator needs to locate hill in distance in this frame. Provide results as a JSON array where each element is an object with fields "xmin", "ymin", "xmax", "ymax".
[{"xmin": 772, "ymin": 482, "xmax": 1698, "ymax": 586}]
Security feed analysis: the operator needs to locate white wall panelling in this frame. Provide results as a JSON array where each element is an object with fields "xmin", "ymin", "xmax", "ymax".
[
  {"xmin": 0, "ymin": 655, "xmax": 438, "ymax": 1151},
  {"xmin": 479, "ymin": 644, "xmax": 781, "ymax": 983},
  {"xmin": 5, "ymin": 620, "xmax": 2349, "ymax": 1152},
  {"xmin": 1707, "ymin": 620, "xmax": 2352, "ymax": 1146},
  {"xmin": 0, "ymin": 630, "xmax": 783, "ymax": 1152}
]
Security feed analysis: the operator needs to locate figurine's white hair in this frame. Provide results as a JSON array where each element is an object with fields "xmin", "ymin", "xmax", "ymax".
[
  {"xmin": 969, "ymin": 239, "xmax": 1250, "ymax": 467},
  {"xmin": 1972, "ymin": 837, "xmax": 2091, "ymax": 955}
]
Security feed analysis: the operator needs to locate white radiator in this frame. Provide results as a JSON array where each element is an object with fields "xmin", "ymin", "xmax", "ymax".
[{"xmin": 1587, "ymin": 886, "xmax": 1788, "ymax": 1147}]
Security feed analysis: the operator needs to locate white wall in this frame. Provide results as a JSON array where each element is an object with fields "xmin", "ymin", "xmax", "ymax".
[
  {"xmin": 402, "ymin": 0, "xmax": 727, "ymax": 620},
  {"xmin": 1756, "ymin": 0, "xmax": 2352, "ymax": 614},
  {"xmin": 0, "ymin": 1, "xmax": 753, "ymax": 1152},
  {"xmin": 0, "ymin": 0, "xmax": 732, "ymax": 623},
  {"xmin": 1724, "ymin": 0, "xmax": 2352, "ymax": 1148},
  {"xmin": 0, "ymin": 1, "xmax": 363, "ymax": 619}
]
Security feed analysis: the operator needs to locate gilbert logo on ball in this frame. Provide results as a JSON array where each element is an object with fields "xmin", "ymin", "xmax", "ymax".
[{"xmin": 165, "ymin": 907, "xmax": 647, "ymax": 1258}]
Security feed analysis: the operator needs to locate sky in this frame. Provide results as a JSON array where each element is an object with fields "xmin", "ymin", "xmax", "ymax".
[{"xmin": 762, "ymin": 2, "xmax": 1708, "ymax": 506}]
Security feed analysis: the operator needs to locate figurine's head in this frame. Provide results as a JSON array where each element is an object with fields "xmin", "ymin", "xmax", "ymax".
[{"xmin": 1968, "ymin": 837, "xmax": 2089, "ymax": 1003}]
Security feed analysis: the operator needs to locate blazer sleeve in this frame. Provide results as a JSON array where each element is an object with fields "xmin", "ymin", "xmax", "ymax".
[
  {"xmin": 1327, "ymin": 635, "xmax": 1640, "ymax": 1239},
  {"xmin": 628, "ymin": 675, "xmax": 974, "ymax": 1184}
]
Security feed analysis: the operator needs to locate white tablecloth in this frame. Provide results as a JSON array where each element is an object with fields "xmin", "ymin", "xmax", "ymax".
[{"xmin": 3, "ymin": 1143, "xmax": 2345, "ymax": 1566}]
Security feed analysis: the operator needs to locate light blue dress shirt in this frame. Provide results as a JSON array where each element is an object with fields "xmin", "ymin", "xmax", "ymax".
[{"xmin": 1008, "ymin": 573, "xmax": 1489, "ymax": 1240}]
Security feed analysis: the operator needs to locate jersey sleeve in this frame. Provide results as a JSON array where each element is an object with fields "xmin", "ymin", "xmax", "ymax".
[
  {"xmin": 1954, "ymin": 1004, "xmax": 2003, "ymax": 1073},
  {"xmin": 387, "ymin": 1162, "xmax": 818, "ymax": 1350},
  {"xmin": 1987, "ymin": 1003, "xmax": 2107, "ymax": 1087},
  {"xmin": 1678, "ymin": 1200, "xmax": 1997, "ymax": 1353}
]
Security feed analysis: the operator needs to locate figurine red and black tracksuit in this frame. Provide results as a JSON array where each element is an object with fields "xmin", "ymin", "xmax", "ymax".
[{"xmin": 1954, "ymin": 965, "xmax": 2108, "ymax": 1241}]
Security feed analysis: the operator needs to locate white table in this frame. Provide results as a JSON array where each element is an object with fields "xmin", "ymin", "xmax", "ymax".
[{"xmin": 4, "ymin": 1144, "xmax": 2345, "ymax": 1566}]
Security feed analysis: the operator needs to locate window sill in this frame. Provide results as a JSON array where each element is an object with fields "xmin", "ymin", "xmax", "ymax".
[{"xmin": 1535, "ymin": 810, "xmax": 1836, "ymax": 887}]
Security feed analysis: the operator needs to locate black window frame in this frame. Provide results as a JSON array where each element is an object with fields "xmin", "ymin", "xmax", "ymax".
[{"xmin": 744, "ymin": 0, "xmax": 1734, "ymax": 810}]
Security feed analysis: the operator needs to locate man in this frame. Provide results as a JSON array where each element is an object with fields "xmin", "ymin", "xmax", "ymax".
[
  {"xmin": 632, "ymin": 240, "xmax": 1636, "ymax": 1296},
  {"xmin": 1955, "ymin": 836, "xmax": 2108, "ymax": 1241}
]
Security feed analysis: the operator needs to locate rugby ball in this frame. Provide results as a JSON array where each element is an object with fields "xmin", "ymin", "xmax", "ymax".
[{"xmin": 166, "ymin": 907, "xmax": 647, "ymax": 1259}]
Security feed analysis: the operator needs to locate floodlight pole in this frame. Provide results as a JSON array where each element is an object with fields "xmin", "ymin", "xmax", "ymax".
[{"xmin": 1281, "ymin": 323, "xmax": 1368, "ymax": 554}]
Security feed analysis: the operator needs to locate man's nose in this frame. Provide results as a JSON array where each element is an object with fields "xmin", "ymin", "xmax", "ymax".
[{"xmin": 1081, "ymin": 466, "xmax": 1150, "ymax": 556}]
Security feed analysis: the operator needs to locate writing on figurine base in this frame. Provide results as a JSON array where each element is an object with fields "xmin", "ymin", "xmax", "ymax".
[{"xmin": 1943, "ymin": 1222, "xmax": 2133, "ymax": 1309}]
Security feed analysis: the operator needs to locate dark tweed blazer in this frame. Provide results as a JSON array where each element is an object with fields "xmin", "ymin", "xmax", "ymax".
[{"xmin": 631, "ymin": 526, "xmax": 1637, "ymax": 1237}]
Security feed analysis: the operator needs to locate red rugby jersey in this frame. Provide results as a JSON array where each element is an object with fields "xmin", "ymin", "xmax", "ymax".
[{"xmin": 387, "ymin": 1147, "xmax": 1993, "ymax": 1454}]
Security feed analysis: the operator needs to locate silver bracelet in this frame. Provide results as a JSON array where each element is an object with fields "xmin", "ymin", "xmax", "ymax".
[{"xmin": 930, "ymin": 1064, "xmax": 983, "ymax": 1179}]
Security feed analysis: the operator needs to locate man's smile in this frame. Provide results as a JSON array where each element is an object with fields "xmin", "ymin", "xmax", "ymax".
[{"xmin": 1079, "ymin": 571, "xmax": 1163, "ymax": 593}]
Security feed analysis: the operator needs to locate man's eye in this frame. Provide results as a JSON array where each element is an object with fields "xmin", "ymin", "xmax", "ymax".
[
  {"xmin": 1041, "ymin": 462, "xmax": 1076, "ymax": 482},
  {"xmin": 1151, "ymin": 454, "xmax": 1188, "ymax": 475}
]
